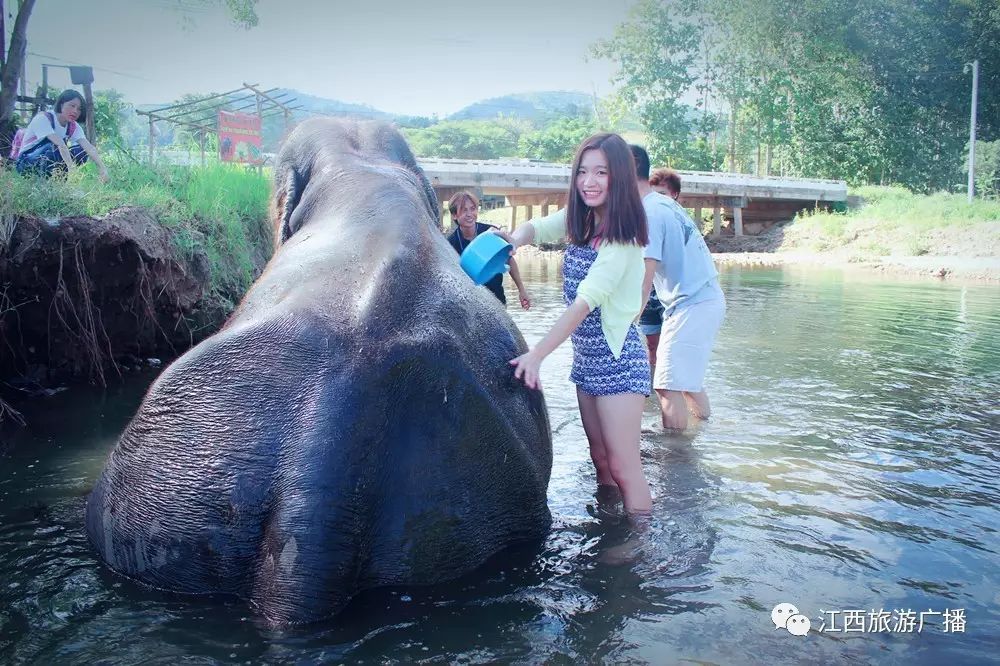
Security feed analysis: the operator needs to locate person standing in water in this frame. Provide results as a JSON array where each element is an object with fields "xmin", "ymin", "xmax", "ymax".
[
  {"xmin": 446, "ymin": 190, "xmax": 531, "ymax": 309},
  {"xmin": 633, "ymin": 146, "xmax": 726, "ymax": 431},
  {"xmin": 498, "ymin": 133, "xmax": 653, "ymax": 517}
]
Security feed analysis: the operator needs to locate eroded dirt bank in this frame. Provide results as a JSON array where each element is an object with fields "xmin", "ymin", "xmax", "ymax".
[{"xmin": 1, "ymin": 207, "xmax": 223, "ymax": 389}]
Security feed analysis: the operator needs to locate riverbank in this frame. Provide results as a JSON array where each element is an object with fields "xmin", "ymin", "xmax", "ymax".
[
  {"xmin": 708, "ymin": 186, "xmax": 1000, "ymax": 281},
  {"xmin": 0, "ymin": 163, "xmax": 272, "ymax": 392},
  {"xmin": 709, "ymin": 250, "xmax": 1000, "ymax": 282}
]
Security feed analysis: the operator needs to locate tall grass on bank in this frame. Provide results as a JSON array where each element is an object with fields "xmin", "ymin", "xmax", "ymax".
[
  {"xmin": 787, "ymin": 186, "xmax": 1000, "ymax": 255},
  {"xmin": 0, "ymin": 154, "xmax": 272, "ymax": 298}
]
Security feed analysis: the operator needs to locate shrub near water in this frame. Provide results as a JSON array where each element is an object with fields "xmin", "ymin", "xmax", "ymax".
[
  {"xmin": 0, "ymin": 158, "xmax": 273, "ymax": 299},
  {"xmin": 786, "ymin": 186, "xmax": 1000, "ymax": 255}
]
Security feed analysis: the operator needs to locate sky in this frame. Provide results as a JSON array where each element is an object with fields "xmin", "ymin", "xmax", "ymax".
[{"xmin": 18, "ymin": 0, "xmax": 637, "ymax": 117}]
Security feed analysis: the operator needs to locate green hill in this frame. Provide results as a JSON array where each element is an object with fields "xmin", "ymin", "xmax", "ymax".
[{"xmin": 448, "ymin": 91, "xmax": 595, "ymax": 123}]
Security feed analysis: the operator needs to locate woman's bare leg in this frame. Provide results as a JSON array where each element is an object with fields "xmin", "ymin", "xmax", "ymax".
[
  {"xmin": 594, "ymin": 393, "xmax": 652, "ymax": 513},
  {"xmin": 577, "ymin": 388, "xmax": 616, "ymax": 487}
]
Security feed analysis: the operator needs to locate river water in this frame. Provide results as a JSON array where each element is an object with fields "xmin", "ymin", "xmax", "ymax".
[{"xmin": 1, "ymin": 261, "xmax": 998, "ymax": 665}]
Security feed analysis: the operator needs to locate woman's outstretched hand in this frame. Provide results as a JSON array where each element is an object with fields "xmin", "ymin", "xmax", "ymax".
[
  {"xmin": 510, "ymin": 349, "xmax": 543, "ymax": 390},
  {"xmin": 491, "ymin": 229, "xmax": 517, "ymax": 255}
]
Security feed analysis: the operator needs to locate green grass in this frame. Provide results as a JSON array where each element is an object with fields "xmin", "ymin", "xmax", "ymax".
[
  {"xmin": 1, "ymin": 153, "xmax": 272, "ymax": 298},
  {"xmin": 848, "ymin": 186, "xmax": 1000, "ymax": 230},
  {"xmin": 786, "ymin": 186, "xmax": 1000, "ymax": 255}
]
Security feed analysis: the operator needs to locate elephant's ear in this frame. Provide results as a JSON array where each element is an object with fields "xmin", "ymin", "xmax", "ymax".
[{"xmin": 273, "ymin": 168, "xmax": 304, "ymax": 246}]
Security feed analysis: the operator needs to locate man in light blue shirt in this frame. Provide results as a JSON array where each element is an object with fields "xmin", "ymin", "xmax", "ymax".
[{"xmin": 631, "ymin": 146, "xmax": 726, "ymax": 430}]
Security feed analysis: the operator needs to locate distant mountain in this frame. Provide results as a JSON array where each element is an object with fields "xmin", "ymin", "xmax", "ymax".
[
  {"xmin": 273, "ymin": 89, "xmax": 394, "ymax": 121},
  {"xmin": 277, "ymin": 89, "xmax": 599, "ymax": 126},
  {"xmin": 448, "ymin": 91, "xmax": 596, "ymax": 123}
]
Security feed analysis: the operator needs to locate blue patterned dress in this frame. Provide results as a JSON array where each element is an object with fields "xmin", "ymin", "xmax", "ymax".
[{"xmin": 564, "ymin": 243, "xmax": 651, "ymax": 396}]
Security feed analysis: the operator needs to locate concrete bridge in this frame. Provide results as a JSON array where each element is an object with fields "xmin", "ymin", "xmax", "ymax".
[{"xmin": 417, "ymin": 157, "xmax": 848, "ymax": 236}]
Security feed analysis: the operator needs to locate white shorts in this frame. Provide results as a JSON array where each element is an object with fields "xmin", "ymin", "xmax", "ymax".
[{"xmin": 653, "ymin": 293, "xmax": 726, "ymax": 393}]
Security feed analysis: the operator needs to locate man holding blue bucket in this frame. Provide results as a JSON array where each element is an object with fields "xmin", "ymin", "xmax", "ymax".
[{"xmin": 447, "ymin": 191, "xmax": 532, "ymax": 309}]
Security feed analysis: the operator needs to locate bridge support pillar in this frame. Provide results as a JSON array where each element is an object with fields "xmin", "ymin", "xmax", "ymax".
[
  {"xmin": 694, "ymin": 207, "xmax": 703, "ymax": 229},
  {"xmin": 510, "ymin": 205, "xmax": 518, "ymax": 231},
  {"xmin": 712, "ymin": 206, "xmax": 722, "ymax": 237},
  {"xmin": 542, "ymin": 203, "xmax": 549, "ymax": 217},
  {"xmin": 524, "ymin": 204, "xmax": 534, "ymax": 222},
  {"xmin": 733, "ymin": 206, "xmax": 744, "ymax": 236}
]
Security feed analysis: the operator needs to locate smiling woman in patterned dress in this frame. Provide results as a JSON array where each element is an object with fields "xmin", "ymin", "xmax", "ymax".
[{"xmin": 495, "ymin": 132, "xmax": 653, "ymax": 517}]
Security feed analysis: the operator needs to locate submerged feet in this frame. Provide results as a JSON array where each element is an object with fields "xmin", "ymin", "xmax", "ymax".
[
  {"xmin": 598, "ymin": 511, "xmax": 653, "ymax": 566},
  {"xmin": 586, "ymin": 485, "xmax": 655, "ymax": 565},
  {"xmin": 587, "ymin": 484, "xmax": 625, "ymax": 522}
]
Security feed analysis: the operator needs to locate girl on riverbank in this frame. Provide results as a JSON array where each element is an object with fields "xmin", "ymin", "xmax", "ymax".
[
  {"xmin": 14, "ymin": 89, "xmax": 109, "ymax": 182},
  {"xmin": 499, "ymin": 132, "xmax": 653, "ymax": 516}
]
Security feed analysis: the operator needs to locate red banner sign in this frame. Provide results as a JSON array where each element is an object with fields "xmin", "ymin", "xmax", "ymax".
[{"xmin": 218, "ymin": 110, "xmax": 262, "ymax": 164}]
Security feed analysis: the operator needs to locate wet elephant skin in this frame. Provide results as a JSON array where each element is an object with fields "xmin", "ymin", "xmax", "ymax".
[{"xmin": 85, "ymin": 118, "xmax": 553, "ymax": 625}]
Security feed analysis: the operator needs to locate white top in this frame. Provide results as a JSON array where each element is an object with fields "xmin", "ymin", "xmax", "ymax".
[
  {"xmin": 643, "ymin": 192, "xmax": 720, "ymax": 314},
  {"xmin": 20, "ymin": 112, "xmax": 86, "ymax": 153}
]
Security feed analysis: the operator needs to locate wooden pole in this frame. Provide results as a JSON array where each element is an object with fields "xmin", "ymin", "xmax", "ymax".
[
  {"xmin": 137, "ymin": 109, "xmax": 213, "ymax": 134},
  {"xmin": 695, "ymin": 207, "xmax": 703, "ymax": 228},
  {"xmin": 39, "ymin": 64, "xmax": 48, "ymax": 111},
  {"xmin": 82, "ymin": 82, "xmax": 95, "ymax": 142},
  {"xmin": 713, "ymin": 206, "xmax": 721, "ymax": 237},
  {"xmin": 510, "ymin": 202, "xmax": 518, "ymax": 231},
  {"xmin": 148, "ymin": 116, "xmax": 154, "ymax": 164},
  {"xmin": 734, "ymin": 207, "xmax": 744, "ymax": 236},
  {"xmin": 255, "ymin": 91, "xmax": 263, "ymax": 176},
  {"xmin": 199, "ymin": 132, "xmax": 205, "ymax": 167}
]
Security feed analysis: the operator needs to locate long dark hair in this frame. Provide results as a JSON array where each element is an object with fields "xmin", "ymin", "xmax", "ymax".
[
  {"xmin": 54, "ymin": 89, "xmax": 87, "ymax": 123},
  {"xmin": 565, "ymin": 133, "xmax": 647, "ymax": 246}
]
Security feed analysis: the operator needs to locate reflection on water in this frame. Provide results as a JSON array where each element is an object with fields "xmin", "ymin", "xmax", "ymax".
[{"xmin": 2, "ymin": 259, "xmax": 999, "ymax": 664}]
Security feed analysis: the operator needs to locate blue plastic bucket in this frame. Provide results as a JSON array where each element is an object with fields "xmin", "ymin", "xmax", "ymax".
[{"xmin": 459, "ymin": 233, "xmax": 513, "ymax": 285}]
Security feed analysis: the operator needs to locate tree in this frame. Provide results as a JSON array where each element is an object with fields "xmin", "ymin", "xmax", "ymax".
[
  {"xmin": 591, "ymin": 0, "xmax": 703, "ymax": 166},
  {"xmin": 519, "ymin": 116, "xmax": 598, "ymax": 162},
  {"xmin": 402, "ymin": 119, "xmax": 530, "ymax": 159},
  {"xmin": 969, "ymin": 140, "xmax": 1000, "ymax": 199},
  {"xmin": 0, "ymin": 0, "xmax": 37, "ymax": 160},
  {"xmin": 92, "ymin": 89, "xmax": 130, "ymax": 147},
  {"xmin": 593, "ymin": 0, "xmax": 999, "ymax": 191}
]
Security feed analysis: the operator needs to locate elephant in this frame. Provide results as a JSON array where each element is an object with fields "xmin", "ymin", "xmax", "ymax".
[{"xmin": 85, "ymin": 118, "xmax": 553, "ymax": 625}]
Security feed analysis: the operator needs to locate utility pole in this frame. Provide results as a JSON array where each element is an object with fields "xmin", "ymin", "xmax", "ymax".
[{"xmin": 965, "ymin": 59, "xmax": 979, "ymax": 203}]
